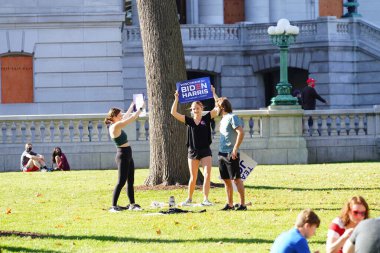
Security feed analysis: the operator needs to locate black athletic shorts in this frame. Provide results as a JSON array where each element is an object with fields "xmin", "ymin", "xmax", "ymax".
[
  {"xmin": 218, "ymin": 152, "xmax": 241, "ymax": 180},
  {"xmin": 188, "ymin": 148, "xmax": 212, "ymax": 160}
]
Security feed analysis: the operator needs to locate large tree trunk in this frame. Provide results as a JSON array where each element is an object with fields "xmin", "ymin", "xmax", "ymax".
[{"xmin": 137, "ymin": 0, "xmax": 189, "ymax": 186}]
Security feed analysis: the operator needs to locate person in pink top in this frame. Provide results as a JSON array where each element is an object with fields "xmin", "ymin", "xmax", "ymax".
[{"xmin": 326, "ymin": 196, "xmax": 369, "ymax": 253}]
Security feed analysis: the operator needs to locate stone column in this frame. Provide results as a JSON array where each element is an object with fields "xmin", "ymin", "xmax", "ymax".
[
  {"xmin": 131, "ymin": 0, "xmax": 139, "ymax": 26},
  {"xmin": 199, "ymin": 0, "xmax": 224, "ymax": 24},
  {"xmin": 186, "ymin": 0, "xmax": 199, "ymax": 24},
  {"xmin": 245, "ymin": 0, "xmax": 270, "ymax": 23},
  {"xmin": 269, "ymin": 0, "xmax": 284, "ymax": 23}
]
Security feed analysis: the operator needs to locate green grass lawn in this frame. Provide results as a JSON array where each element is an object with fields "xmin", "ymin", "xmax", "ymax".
[{"xmin": 0, "ymin": 163, "xmax": 379, "ymax": 253}]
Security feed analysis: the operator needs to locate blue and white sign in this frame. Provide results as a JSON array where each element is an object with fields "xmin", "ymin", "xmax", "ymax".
[
  {"xmin": 239, "ymin": 152, "xmax": 257, "ymax": 181},
  {"xmin": 232, "ymin": 152, "xmax": 257, "ymax": 191},
  {"xmin": 176, "ymin": 77, "xmax": 213, "ymax": 104}
]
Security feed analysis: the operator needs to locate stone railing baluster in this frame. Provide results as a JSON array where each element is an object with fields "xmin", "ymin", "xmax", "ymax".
[
  {"xmin": 135, "ymin": 120, "xmax": 140, "ymax": 141},
  {"xmin": 253, "ymin": 117, "xmax": 261, "ymax": 137},
  {"xmin": 11, "ymin": 122, "xmax": 17, "ymax": 143},
  {"xmin": 59, "ymin": 121, "xmax": 65, "ymax": 142},
  {"xmin": 144, "ymin": 119, "xmax": 149, "ymax": 140},
  {"xmin": 40, "ymin": 121, "xmax": 46, "ymax": 142},
  {"xmin": 363, "ymin": 116, "xmax": 368, "ymax": 135},
  {"xmin": 249, "ymin": 117, "xmax": 254, "ymax": 138},
  {"xmin": 344, "ymin": 115, "xmax": 351, "ymax": 136},
  {"xmin": 30, "ymin": 121, "xmax": 36, "ymax": 143},
  {"xmin": 49, "ymin": 121, "xmax": 55, "ymax": 142},
  {"xmin": 354, "ymin": 115, "xmax": 360, "ymax": 135},
  {"xmin": 88, "ymin": 121, "xmax": 93, "ymax": 142},
  {"xmin": 69, "ymin": 120, "xmax": 74, "ymax": 142},
  {"xmin": 1, "ymin": 122, "xmax": 7, "ymax": 143},
  {"xmin": 326, "ymin": 115, "xmax": 332, "ymax": 136},
  {"xmin": 21, "ymin": 122, "xmax": 27, "ymax": 143},
  {"xmin": 78, "ymin": 120, "xmax": 84, "ymax": 142},
  {"xmin": 97, "ymin": 120, "xmax": 103, "ymax": 142}
]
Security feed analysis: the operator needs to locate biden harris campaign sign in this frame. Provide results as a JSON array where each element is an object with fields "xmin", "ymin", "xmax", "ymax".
[{"xmin": 176, "ymin": 77, "xmax": 213, "ymax": 104}]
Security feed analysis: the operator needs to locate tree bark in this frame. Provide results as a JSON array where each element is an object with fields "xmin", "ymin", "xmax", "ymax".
[{"xmin": 137, "ymin": 0, "xmax": 189, "ymax": 186}]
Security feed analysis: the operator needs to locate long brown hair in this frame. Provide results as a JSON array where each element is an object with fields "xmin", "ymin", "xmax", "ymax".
[
  {"xmin": 52, "ymin": 147, "xmax": 62, "ymax": 164},
  {"xmin": 104, "ymin": 108, "xmax": 121, "ymax": 125},
  {"xmin": 339, "ymin": 196, "xmax": 369, "ymax": 226}
]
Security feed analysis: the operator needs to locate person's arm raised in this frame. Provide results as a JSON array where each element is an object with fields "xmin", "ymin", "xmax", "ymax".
[
  {"xmin": 124, "ymin": 101, "xmax": 135, "ymax": 118},
  {"xmin": 171, "ymin": 91, "xmax": 185, "ymax": 123},
  {"xmin": 115, "ymin": 102, "xmax": 145, "ymax": 129},
  {"xmin": 210, "ymin": 85, "xmax": 220, "ymax": 119}
]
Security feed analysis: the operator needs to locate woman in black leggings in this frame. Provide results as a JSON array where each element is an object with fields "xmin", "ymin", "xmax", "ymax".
[{"xmin": 104, "ymin": 102, "xmax": 144, "ymax": 212}]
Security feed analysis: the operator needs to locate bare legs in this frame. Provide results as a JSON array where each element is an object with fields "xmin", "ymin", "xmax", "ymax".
[
  {"xmin": 186, "ymin": 156, "xmax": 212, "ymax": 202},
  {"xmin": 222, "ymin": 178, "xmax": 245, "ymax": 207}
]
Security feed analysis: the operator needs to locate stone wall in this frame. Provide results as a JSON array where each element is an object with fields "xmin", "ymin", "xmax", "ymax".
[
  {"xmin": 0, "ymin": 1, "xmax": 124, "ymax": 115},
  {"xmin": 1, "ymin": 107, "xmax": 378, "ymax": 172}
]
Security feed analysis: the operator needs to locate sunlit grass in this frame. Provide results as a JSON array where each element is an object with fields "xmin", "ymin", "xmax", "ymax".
[{"xmin": 0, "ymin": 162, "xmax": 379, "ymax": 252}]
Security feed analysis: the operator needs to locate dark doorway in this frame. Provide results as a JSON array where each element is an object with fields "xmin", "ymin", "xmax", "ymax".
[
  {"xmin": 186, "ymin": 71, "xmax": 218, "ymax": 111},
  {"xmin": 176, "ymin": 0, "xmax": 186, "ymax": 24},
  {"xmin": 262, "ymin": 67, "xmax": 309, "ymax": 107}
]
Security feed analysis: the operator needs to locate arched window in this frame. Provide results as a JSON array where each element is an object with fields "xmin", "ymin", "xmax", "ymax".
[{"xmin": 0, "ymin": 54, "xmax": 34, "ymax": 104}]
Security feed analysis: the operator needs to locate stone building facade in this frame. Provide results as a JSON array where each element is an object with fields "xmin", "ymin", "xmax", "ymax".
[{"xmin": 1, "ymin": 0, "xmax": 380, "ymax": 115}]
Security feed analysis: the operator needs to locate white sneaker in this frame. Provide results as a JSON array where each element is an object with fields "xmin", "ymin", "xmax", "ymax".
[
  {"xmin": 201, "ymin": 199, "xmax": 213, "ymax": 206},
  {"xmin": 109, "ymin": 206, "xmax": 123, "ymax": 213},
  {"xmin": 181, "ymin": 199, "xmax": 192, "ymax": 206},
  {"xmin": 128, "ymin": 204, "xmax": 143, "ymax": 211}
]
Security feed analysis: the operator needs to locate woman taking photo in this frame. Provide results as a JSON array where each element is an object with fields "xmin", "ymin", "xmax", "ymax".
[{"xmin": 104, "ymin": 102, "xmax": 144, "ymax": 212}]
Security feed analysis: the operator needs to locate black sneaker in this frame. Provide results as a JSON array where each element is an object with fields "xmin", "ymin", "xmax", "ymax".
[
  {"xmin": 220, "ymin": 204, "xmax": 234, "ymax": 211},
  {"xmin": 235, "ymin": 204, "xmax": 247, "ymax": 211}
]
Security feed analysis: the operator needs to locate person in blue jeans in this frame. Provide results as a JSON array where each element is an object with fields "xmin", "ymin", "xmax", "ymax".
[{"xmin": 271, "ymin": 208, "xmax": 321, "ymax": 253}]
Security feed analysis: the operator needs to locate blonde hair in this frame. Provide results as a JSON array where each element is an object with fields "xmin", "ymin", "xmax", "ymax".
[{"xmin": 189, "ymin": 101, "xmax": 204, "ymax": 110}]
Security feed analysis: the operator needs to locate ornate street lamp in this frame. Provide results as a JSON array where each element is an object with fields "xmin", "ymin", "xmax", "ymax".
[
  {"xmin": 267, "ymin": 19, "xmax": 299, "ymax": 106},
  {"xmin": 342, "ymin": 0, "xmax": 362, "ymax": 18}
]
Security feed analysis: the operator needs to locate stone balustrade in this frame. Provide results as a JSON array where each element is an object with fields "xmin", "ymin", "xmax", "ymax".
[
  {"xmin": 303, "ymin": 108, "xmax": 376, "ymax": 137},
  {"xmin": 123, "ymin": 18, "xmax": 379, "ymax": 53},
  {"xmin": 0, "ymin": 106, "xmax": 379, "ymax": 171}
]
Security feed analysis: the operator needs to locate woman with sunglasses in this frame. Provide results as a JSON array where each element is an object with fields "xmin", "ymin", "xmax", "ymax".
[{"xmin": 326, "ymin": 196, "xmax": 369, "ymax": 253}]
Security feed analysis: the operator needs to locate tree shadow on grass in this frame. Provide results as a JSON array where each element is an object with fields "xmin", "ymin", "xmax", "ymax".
[
  {"xmin": 0, "ymin": 246, "xmax": 61, "ymax": 253},
  {"xmin": 245, "ymin": 185, "xmax": 380, "ymax": 191},
  {"xmin": 0, "ymin": 230, "xmax": 273, "ymax": 244}
]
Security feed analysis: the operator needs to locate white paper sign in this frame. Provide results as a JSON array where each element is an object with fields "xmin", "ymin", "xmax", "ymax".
[
  {"xmin": 232, "ymin": 152, "xmax": 257, "ymax": 191},
  {"xmin": 133, "ymin": 94, "xmax": 146, "ymax": 117}
]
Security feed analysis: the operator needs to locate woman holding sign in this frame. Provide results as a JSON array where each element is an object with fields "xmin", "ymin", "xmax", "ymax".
[
  {"xmin": 104, "ymin": 101, "xmax": 144, "ymax": 212},
  {"xmin": 171, "ymin": 86, "xmax": 219, "ymax": 206}
]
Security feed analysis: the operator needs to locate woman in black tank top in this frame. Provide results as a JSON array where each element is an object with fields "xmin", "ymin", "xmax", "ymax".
[
  {"xmin": 171, "ymin": 86, "xmax": 220, "ymax": 206},
  {"xmin": 104, "ymin": 102, "xmax": 144, "ymax": 212}
]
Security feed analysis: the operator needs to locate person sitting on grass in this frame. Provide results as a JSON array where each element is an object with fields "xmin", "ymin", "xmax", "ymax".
[
  {"xmin": 342, "ymin": 216, "xmax": 380, "ymax": 253},
  {"xmin": 326, "ymin": 196, "xmax": 369, "ymax": 253},
  {"xmin": 51, "ymin": 147, "xmax": 71, "ymax": 171},
  {"xmin": 20, "ymin": 143, "xmax": 50, "ymax": 172},
  {"xmin": 271, "ymin": 208, "xmax": 321, "ymax": 253}
]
